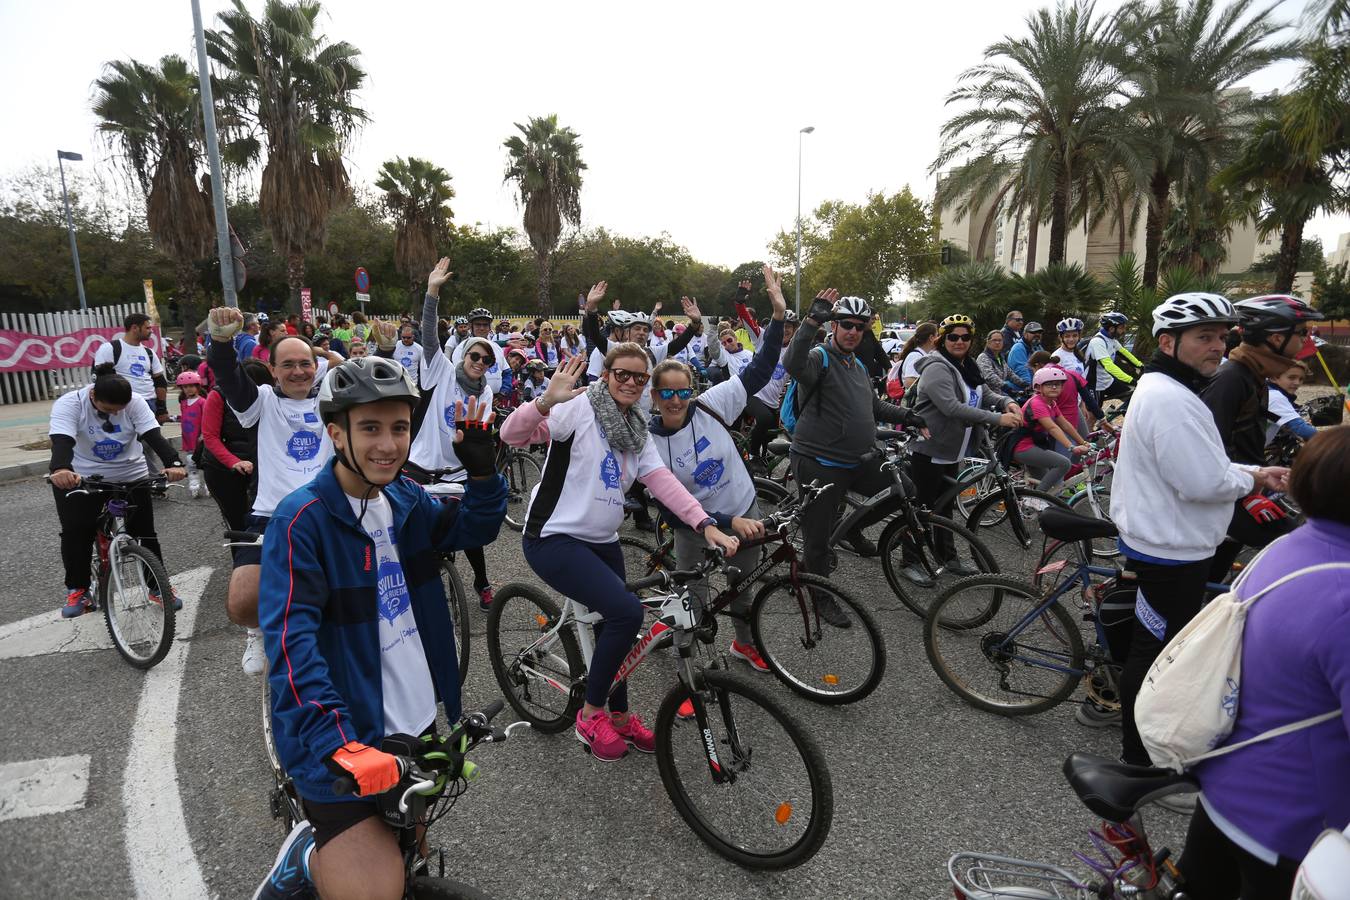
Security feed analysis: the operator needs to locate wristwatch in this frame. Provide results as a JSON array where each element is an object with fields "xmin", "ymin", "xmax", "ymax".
[{"xmin": 694, "ymin": 516, "xmax": 716, "ymax": 533}]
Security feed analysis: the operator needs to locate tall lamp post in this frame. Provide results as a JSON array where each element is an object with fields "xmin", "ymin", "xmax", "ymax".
[
  {"xmin": 191, "ymin": 0, "xmax": 238, "ymax": 307},
  {"xmin": 56, "ymin": 150, "xmax": 88, "ymax": 311},
  {"xmin": 795, "ymin": 126, "xmax": 815, "ymax": 313}
]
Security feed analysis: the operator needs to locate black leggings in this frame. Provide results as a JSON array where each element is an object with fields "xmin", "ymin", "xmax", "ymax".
[
  {"xmin": 1178, "ymin": 802, "xmax": 1298, "ymax": 899},
  {"xmin": 53, "ymin": 484, "xmax": 163, "ymax": 591},
  {"xmin": 202, "ymin": 465, "xmax": 254, "ymax": 533},
  {"xmin": 909, "ymin": 453, "xmax": 959, "ymax": 559},
  {"xmin": 745, "ymin": 396, "xmax": 778, "ymax": 460}
]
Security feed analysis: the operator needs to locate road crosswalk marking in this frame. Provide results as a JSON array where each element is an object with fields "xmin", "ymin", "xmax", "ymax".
[{"xmin": 0, "ymin": 754, "xmax": 91, "ymax": 823}]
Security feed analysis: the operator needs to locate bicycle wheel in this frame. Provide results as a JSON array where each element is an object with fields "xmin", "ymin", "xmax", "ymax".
[
  {"xmin": 485, "ymin": 583, "xmax": 583, "ymax": 733},
  {"xmin": 965, "ymin": 488, "xmax": 1072, "ymax": 575},
  {"xmin": 440, "ymin": 558, "xmax": 471, "ymax": 686},
  {"xmin": 749, "ymin": 573, "xmax": 885, "ymax": 704},
  {"xmin": 752, "ymin": 477, "xmax": 792, "ymax": 518},
  {"xmin": 501, "ymin": 451, "xmax": 542, "ymax": 532},
  {"xmin": 879, "ymin": 512, "xmax": 999, "ymax": 620},
  {"xmin": 102, "ymin": 541, "xmax": 175, "ymax": 668},
  {"xmin": 1066, "ymin": 486, "xmax": 1118, "ymax": 559},
  {"xmin": 620, "ymin": 536, "xmax": 674, "ymax": 594},
  {"xmin": 411, "ymin": 877, "xmax": 494, "ymax": 899},
  {"xmin": 654, "ymin": 669, "xmax": 833, "ymax": 870},
  {"xmin": 951, "ymin": 466, "xmax": 1001, "ymax": 522},
  {"xmin": 924, "ymin": 575, "xmax": 1084, "ymax": 716}
]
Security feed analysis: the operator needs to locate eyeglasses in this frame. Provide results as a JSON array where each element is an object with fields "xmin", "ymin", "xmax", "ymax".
[
  {"xmin": 540, "ymin": 328, "xmax": 553, "ymax": 334},
  {"xmin": 1009, "ymin": 317, "xmax": 1024, "ymax": 323},
  {"xmin": 835, "ymin": 319, "xmax": 867, "ymax": 332},
  {"xmin": 465, "ymin": 351, "xmax": 491, "ymax": 364},
  {"xmin": 945, "ymin": 333, "xmax": 973, "ymax": 343},
  {"xmin": 657, "ymin": 388, "xmax": 694, "ymax": 400},
  {"xmin": 609, "ymin": 368, "xmax": 650, "ymax": 386}
]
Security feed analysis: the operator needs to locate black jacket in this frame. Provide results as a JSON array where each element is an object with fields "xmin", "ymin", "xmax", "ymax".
[{"xmin": 1200, "ymin": 360, "xmax": 1267, "ymax": 466}]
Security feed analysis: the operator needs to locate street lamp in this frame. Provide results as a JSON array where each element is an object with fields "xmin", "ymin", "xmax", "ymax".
[
  {"xmin": 56, "ymin": 150, "xmax": 88, "ymax": 311},
  {"xmin": 795, "ymin": 126, "xmax": 815, "ymax": 313}
]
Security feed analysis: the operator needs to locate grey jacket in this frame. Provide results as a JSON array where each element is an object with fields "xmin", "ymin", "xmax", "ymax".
[{"xmin": 912, "ymin": 352, "xmax": 1012, "ymax": 462}]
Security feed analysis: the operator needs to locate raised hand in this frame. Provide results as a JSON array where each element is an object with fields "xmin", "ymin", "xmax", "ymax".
[
  {"xmin": 427, "ymin": 257, "xmax": 453, "ymax": 296},
  {"xmin": 737, "ymin": 280, "xmax": 753, "ymax": 295},
  {"xmin": 375, "ymin": 320, "xmax": 398, "ymax": 350},
  {"xmin": 585, "ymin": 281, "xmax": 608, "ymax": 313},
  {"xmin": 451, "ymin": 397, "xmax": 498, "ymax": 478},
  {"xmin": 208, "ymin": 306, "xmax": 244, "ymax": 340},
  {"xmin": 538, "ymin": 355, "xmax": 588, "ymax": 411},
  {"xmin": 762, "ymin": 265, "xmax": 786, "ymax": 318},
  {"xmin": 680, "ymin": 296, "xmax": 703, "ymax": 322}
]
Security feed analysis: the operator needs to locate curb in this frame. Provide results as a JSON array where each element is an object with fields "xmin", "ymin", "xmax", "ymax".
[{"xmin": 0, "ymin": 435, "xmax": 184, "ymax": 487}]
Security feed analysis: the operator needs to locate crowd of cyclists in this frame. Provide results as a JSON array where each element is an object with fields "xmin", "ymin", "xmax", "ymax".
[{"xmin": 42, "ymin": 252, "xmax": 1349, "ymax": 898}]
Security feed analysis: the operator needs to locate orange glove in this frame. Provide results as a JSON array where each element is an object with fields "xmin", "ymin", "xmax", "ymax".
[{"xmin": 330, "ymin": 742, "xmax": 401, "ymax": 796}]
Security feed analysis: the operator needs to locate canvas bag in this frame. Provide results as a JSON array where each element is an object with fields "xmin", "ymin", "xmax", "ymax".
[{"xmin": 1135, "ymin": 538, "xmax": 1349, "ymax": 772}]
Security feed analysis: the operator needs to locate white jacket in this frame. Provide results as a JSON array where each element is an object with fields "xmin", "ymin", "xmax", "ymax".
[{"xmin": 1109, "ymin": 370, "xmax": 1256, "ymax": 561}]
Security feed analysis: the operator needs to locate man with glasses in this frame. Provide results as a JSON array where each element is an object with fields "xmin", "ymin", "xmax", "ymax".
[
  {"xmin": 1007, "ymin": 320, "xmax": 1044, "ymax": 389},
  {"xmin": 208, "ymin": 307, "xmax": 334, "ymax": 675},
  {"xmin": 1001, "ymin": 310, "xmax": 1025, "ymax": 354},
  {"xmin": 784, "ymin": 292, "xmax": 925, "ymax": 625}
]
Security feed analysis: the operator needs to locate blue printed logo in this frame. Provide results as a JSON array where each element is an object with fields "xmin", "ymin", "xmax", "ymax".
[
  {"xmin": 92, "ymin": 438, "xmax": 125, "ymax": 461},
  {"xmin": 303, "ymin": 412, "xmax": 318, "ymax": 424},
  {"xmin": 694, "ymin": 436, "xmax": 711, "ymax": 453},
  {"xmin": 1221, "ymin": 678, "xmax": 1240, "ymax": 719},
  {"xmin": 692, "ymin": 458, "xmax": 725, "ymax": 487},
  {"xmin": 444, "ymin": 404, "xmax": 457, "ymax": 428},
  {"xmin": 599, "ymin": 450, "xmax": 622, "ymax": 490},
  {"xmin": 772, "ymin": 363, "xmax": 785, "ymax": 380},
  {"xmin": 129, "ymin": 362, "xmax": 146, "ymax": 378},
  {"xmin": 287, "ymin": 430, "xmax": 320, "ymax": 462},
  {"xmin": 1135, "ymin": 594, "xmax": 1167, "ymax": 641},
  {"xmin": 376, "ymin": 558, "xmax": 411, "ymax": 624},
  {"xmin": 489, "ymin": 362, "xmax": 499, "ymax": 374}
]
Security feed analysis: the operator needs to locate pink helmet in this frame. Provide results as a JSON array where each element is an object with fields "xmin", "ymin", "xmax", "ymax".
[
  {"xmin": 1033, "ymin": 365, "xmax": 1068, "ymax": 387},
  {"xmin": 175, "ymin": 371, "xmax": 203, "ymax": 387},
  {"xmin": 674, "ymin": 324, "xmax": 686, "ymax": 334}
]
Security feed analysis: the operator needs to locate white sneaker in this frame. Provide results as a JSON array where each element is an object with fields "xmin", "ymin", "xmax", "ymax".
[
  {"xmin": 1022, "ymin": 497, "xmax": 1049, "ymax": 513},
  {"xmin": 242, "ymin": 628, "xmax": 266, "ymax": 676}
]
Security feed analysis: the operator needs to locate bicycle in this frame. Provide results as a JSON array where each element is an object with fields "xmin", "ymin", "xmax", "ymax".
[
  {"xmin": 53, "ymin": 474, "xmax": 177, "ymax": 668},
  {"xmin": 485, "ymin": 549, "xmax": 834, "ymax": 869},
  {"xmin": 494, "ymin": 439, "xmax": 543, "ymax": 533},
  {"xmin": 1059, "ymin": 431, "xmax": 1120, "ymax": 559}
]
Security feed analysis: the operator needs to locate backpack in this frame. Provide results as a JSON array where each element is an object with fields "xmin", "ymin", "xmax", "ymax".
[
  {"xmin": 111, "ymin": 339, "xmax": 158, "ymax": 369},
  {"xmin": 993, "ymin": 399, "xmax": 1052, "ymax": 468},
  {"xmin": 1134, "ymin": 539, "xmax": 1350, "ymax": 772},
  {"xmin": 779, "ymin": 345, "xmax": 829, "ymax": 436}
]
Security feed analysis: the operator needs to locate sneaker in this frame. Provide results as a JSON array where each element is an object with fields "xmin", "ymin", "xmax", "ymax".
[
  {"xmin": 814, "ymin": 594, "xmax": 853, "ymax": 629},
  {"xmin": 676, "ymin": 698, "xmax": 695, "ymax": 720},
  {"xmin": 899, "ymin": 564, "xmax": 935, "ymax": 588},
  {"xmin": 1152, "ymin": 791, "xmax": 1199, "ymax": 815},
  {"xmin": 729, "ymin": 641, "xmax": 770, "ymax": 673},
  {"xmin": 242, "ymin": 628, "xmax": 266, "ymax": 676},
  {"xmin": 1074, "ymin": 697, "xmax": 1122, "ymax": 728},
  {"xmin": 575, "ymin": 709, "xmax": 628, "ymax": 762},
  {"xmin": 251, "ymin": 819, "xmax": 314, "ymax": 900},
  {"xmin": 942, "ymin": 558, "xmax": 981, "ymax": 577},
  {"xmin": 477, "ymin": 586, "xmax": 493, "ymax": 612},
  {"xmin": 60, "ymin": 588, "xmax": 91, "ymax": 619},
  {"xmin": 149, "ymin": 588, "xmax": 183, "ymax": 611},
  {"xmin": 611, "ymin": 712, "xmax": 656, "ymax": 753},
  {"xmin": 842, "ymin": 531, "xmax": 878, "ymax": 557}
]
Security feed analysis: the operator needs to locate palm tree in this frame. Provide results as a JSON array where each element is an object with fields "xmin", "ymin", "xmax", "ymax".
[
  {"xmin": 375, "ymin": 157, "xmax": 454, "ymax": 303},
  {"xmin": 1115, "ymin": 0, "xmax": 1297, "ymax": 289},
  {"xmin": 933, "ymin": 1, "xmax": 1127, "ymax": 271},
  {"xmin": 503, "ymin": 115, "xmax": 586, "ymax": 314},
  {"xmin": 1285, "ymin": 0, "xmax": 1348, "ymax": 162},
  {"xmin": 93, "ymin": 55, "xmax": 215, "ymax": 341},
  {"xmin": 206, "ymin": 0, "xmax": 366, "ymax": 313}
]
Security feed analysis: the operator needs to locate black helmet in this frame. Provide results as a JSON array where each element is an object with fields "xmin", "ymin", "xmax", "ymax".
[
  {"xmin": 318, "ymin": 357, "xmax": 419, "ymax": 424},
  {"xmin": 1235, "ymin": 295, "xmax": 1317, "ymax": 344}
]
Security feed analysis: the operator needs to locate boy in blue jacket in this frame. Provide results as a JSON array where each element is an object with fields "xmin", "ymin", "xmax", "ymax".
[{"xmin": 253, "ymin": 356, "xmax": 506, "ymax": 900}]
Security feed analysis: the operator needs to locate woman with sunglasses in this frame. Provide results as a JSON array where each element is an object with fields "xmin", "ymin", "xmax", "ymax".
[
  {"xmin": 532, "ymin": 320, "xmax": 568, "ymax": 368},
  {"xmin": 645, "ymin": 268, "xmax": 788, "ymax": 673},
  {"xmin": 501, "ymin": 349, "xmax": 740, "ymax": 763},
  {"xmin": 49, "ymin": 363, "xmax": 187, "ymax": 617}
]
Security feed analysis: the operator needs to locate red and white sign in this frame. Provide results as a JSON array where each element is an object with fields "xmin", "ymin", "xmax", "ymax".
[
  {"xmin": 328, "ymin": 301, "xmax": 339, "ymax": 318},
  {"xmin": 300, "ymin": 288, "xmax": 313, "ymax": 324},
  {"xmin": 0, "ymin": 326, "xmax": 162, "ymax": 373}
]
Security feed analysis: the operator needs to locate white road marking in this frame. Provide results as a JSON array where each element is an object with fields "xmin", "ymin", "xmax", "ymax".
[
  {"xmin": 121, "ymin": 565, "xmax": 213, "ymax": 900},
  {"xmin": 0, "ymin": 754, "xmax": 91, "ymax": 822}
]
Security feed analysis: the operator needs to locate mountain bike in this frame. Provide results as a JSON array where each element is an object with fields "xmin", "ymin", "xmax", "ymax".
[
  {"xmin": 55, "ymin": 474, "xmax": 177, "ymax": 668},
  {"xmin": 494, "ymin": 438, "xmax": 542, "ymax": 533},
  {"xmin": 486, "ymin": 549, "xmax": 833, "ymax": 869}
]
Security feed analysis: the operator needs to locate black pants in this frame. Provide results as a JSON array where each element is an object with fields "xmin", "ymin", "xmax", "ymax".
[
  {"xmin": 745, "ymin": 396, "xmax": 778, "ymax": 460},
  {"xmin": 909, "ymin": 453, "xmax": 959, "ymax": 559},
  {"xmin": 53, "ymin": 484, "xmax": 162, "ymax": 592},
  {"xmin": 202, "ymin": 465, "xmax": 254, "ymax": 533},
  {"xmin": 1208, "ymin": 499, "xmax": 1298, "ymax": 583},
  {"xmin": 1117, "ymin": 556, "xmax": 1212, "ymax": 766},
  {"xmin": 790, "ymin": 454, "xmax": 892, "ymax": 578},
  {"xmin": 1178, "ymin": 802, "xmax": 1298, "ymax": 899}
]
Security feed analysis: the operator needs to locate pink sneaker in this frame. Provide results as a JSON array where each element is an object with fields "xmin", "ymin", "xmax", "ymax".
[
  {"xmin": 612, "ymin": 713, "xmax": 656, "ymax": 753},
  {"xmin": 575, "ymin": 709, "xmax": 628, "ymax": 762}
]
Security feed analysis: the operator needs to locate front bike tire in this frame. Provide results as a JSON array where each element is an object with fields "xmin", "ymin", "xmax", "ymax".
[
  {"xmin": 964, "ymin": 488, "xmax": 1071, "ymax": 571},
  {"xmin": 501, "ymin": 451, "xmax": 543, "ymax": 533},
  {"xmin": 750, "ymin": 573, "xmax": 885, "ymax": 705},
  {"xmin": 411, "ymin": 876, "xmax": 495, "ymax": 899},
  {"xmin": 924, "ymin": 574, "xmax": 1084, "ymax": 716},
  {"xmin": 878, "ymin": 512, "xmax": 999, "ymax": 620},
  {"xmin": 440, "ymin": 558, "xmax": 471, "ymax": 687},
  {"xmin": 619, "ymin": 536, "xmax": 674, "ymax": 591},
  {"xmin": 654, "ymin": 669, "xmax": 833, "ymax": 870},
  {"xmin": 485, "ymin": 582, "xmax": 584, "ymax": 733},
  {"xmin": 102, "ymin": 541, "xmax": 175, "ymax": 669}
]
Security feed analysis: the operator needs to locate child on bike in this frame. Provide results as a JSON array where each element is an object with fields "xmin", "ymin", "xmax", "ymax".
[
  {"xmin": 252, "ymin": 356, "xmax": 506, "ymax": 900},
  {"xmin": 176, "ymin": 371, "xmax": 206, "ymax": 498},
  {"xmin": 1012, "ymin": 365, "xmax": 1089, "ymax": 501},
  {"xmin": 1266, "ymin": 359, "xmax": 1318, "ymax": 445}
]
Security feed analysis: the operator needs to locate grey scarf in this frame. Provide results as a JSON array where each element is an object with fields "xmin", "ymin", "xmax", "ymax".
[{"xmin": 586, "ymin": 379, "xmax": 647, "ymax": 453}]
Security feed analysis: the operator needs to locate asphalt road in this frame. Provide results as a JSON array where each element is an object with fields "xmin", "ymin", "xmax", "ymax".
[{"xmin": 0, "ymin": 473, "xmax": 1188, "ymax": 899}]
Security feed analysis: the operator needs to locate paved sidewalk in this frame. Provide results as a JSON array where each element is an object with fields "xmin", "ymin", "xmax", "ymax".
[{"xmin": 0, "ymin": 396, "xmax": 182, "ymax": 484}]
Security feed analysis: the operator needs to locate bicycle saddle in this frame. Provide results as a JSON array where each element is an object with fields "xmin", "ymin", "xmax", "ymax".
[
  {"xmin": 767, "ymin": 438, "xmax": 791, "ymax": 456},
  {"xmin": 1037, "ymin": 507, "xmax": 1118, "ymax": 543},
  {"xmin": 1062, "ymin": 752, "xmax": 1197, "ymax": 822}
]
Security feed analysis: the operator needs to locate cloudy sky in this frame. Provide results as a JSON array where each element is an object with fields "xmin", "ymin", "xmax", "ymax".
[{"xmin": 1, "ymin": 0, "xmax": 1344, "ymax": 273}]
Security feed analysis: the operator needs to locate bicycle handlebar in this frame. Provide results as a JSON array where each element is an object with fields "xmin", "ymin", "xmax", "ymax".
[{"xmin": 46, "ymin": 473, "xmax": 170, "ymax": 496}]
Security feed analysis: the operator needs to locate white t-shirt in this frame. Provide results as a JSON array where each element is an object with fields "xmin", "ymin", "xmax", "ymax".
[
  {"xmin": 349, "ymin": 493, "xmax": 436, "ymax": 737},
  {"xmin": 409, "ymin": 347, "xmax": 494, "ymax": 478},
  {"xmin": 450, "ymin": 338, "xmax": 508, "ymax": 393},
  {"xmin": 753, "ymin": 346, "xmax": 791, "ymax": 408},
  {"xmin": 713, "ymin": 341, "xmax": 753, "ymax": 377},
  {"xmin": 675, "ymin": 334, "xmax": 706, "ymax": 366},
  {"xmin": 532, "ymin": 342, "xmax": 562, "ymax": 368},
  {"xmin": 92, "ymin": 338, "xmax": 163, "ymax": 402},
  {"xmin": 393, "ymin": 341, "xmax": 423, "ymax": 372},
  {"xmin": 49, "ymin": 387, "xmax": 158, "ymax": 481},
  {"xmin": 231, "ymin": 388, "xmax": 334, "ymax": 517},
  {"xmin": 1265, "ymin": 387, "xmax": 1304, "ymax": 443},
  {"xmin": 1052, "ymin": 347, "xmax": 1086, "ymax": 378},
  {"xmin": 651, "ymin": 378, "xmax": 756, "ymax": 519},
  {"xmin": 900, "ymin": 349, "xmax": 928, "ymax": 382},
  {"xmin": 525, "ymin": 394, "xmax": 667, "ymax": 543},
  {"xmin": 1085, "ymin": 334, "xmax": 1122, "ymax": 392}
]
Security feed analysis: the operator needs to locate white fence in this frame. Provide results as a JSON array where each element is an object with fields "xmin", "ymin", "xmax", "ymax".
[{"xmin": 0, "ymin": 303, "xmax": 156, "ymax": 406}]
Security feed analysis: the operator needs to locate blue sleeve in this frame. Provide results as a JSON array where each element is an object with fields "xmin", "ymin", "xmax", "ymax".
[
  {"xmin": 427, "ymin": 474, "xmax": 508, "ymax": 553},
  {"xmin": 1008, "ymin": 343, "xmax": 1031, "ymax": 384},
  {"xmin": 1286, "ymin": 419, "xmax": 1318, "ymax": 440},
  {"xmin": 209, "ymin": 337, "xmax": 258, "ymax": 411},
  {"xmin": 737, "ymin": 318, "xmax": 784, "ymax": 397}
]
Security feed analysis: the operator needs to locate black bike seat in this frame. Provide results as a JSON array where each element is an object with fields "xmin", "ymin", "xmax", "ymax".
[
  {"xmin": 1062, "ymin": 752, "xmax": 1197, "ymax": 822},
  {"xmin": 1038, "ymin": 507, "xmax": 1118, "ymax": 542},
  {"xmin": 767, "ymin": 438, "xmax": 791, "ymax": 456}
]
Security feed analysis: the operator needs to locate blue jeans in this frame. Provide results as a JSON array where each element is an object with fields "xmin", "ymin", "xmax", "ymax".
[{"xmin": 523, "ymin": 534, "xmax": 642, "ymax": 712}]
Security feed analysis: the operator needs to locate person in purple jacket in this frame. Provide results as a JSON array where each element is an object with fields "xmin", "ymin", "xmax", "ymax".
[{"xmin": 1180, "ymin": 425, "xmax": 1350, "ymax": 899}]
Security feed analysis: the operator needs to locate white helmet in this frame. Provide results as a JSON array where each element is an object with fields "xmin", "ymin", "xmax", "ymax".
[
  {"xmin": 607, "ymin": 310, "xmax": 636, "ymax": 329},
  {"xmin": 833, "ymin": 296, "xmax": 873, "ymax": 320},
  {"xmin": 626, "ymin": 311, "xmax": 652, "ymax": 327},
  {"xmin": 1056, "ymin": 317, "xmax": 1084, "ymax": 333},
  {"xmin": 1151, "ymin": 292, "xmax": 1239, "ymax": 336}
]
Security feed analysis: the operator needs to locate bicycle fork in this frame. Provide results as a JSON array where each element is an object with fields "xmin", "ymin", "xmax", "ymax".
[{"xmin": 673, "ymin": 632, "xmax": 740, "ymax": 785}]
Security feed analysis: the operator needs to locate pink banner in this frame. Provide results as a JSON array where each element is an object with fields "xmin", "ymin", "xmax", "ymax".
[{"xmin": 0, "ymin": 327, "xmax": 163, "ymax": 373}]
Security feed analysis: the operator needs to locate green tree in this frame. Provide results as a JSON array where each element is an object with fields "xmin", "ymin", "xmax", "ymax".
[
  {"xmin": 439, "ymin": 225, "xmax": 534, "ymax": 315},
  {"xmin": 207, "ymin": 0, "xmax": 367, "ymax": 312},
  {"xmin": 1251, "ymin": 235, "xmax": 1328, "ymax": 279},
  {"xmin": 375, "ymin": 156, "xmax": 454, "ymax": 304},
  {"xmin": 92, "ymin": 55, "xmax": 216, "ymax": 341},
  {"xmin": 1104, "ymin": 251, "xmax": 1229, "ymax": 354},
  {"xmin": 1285, "ymin": 0, "xmax": 1349, "ymax": 162},
  {"xmin": 913, "ymin": 260, "xmax": 1015, "ymax": 328},
  {"xmin": 1314, "ymin": 261, "xmax": 1350, "ymax": 322},
  {"xmin": 1008, "ymin": 262, "xmax": 1110, "ymax": 331},
  {"xmin": 503, "ymin": 114, "xmax": 586, "ymax": 315}
]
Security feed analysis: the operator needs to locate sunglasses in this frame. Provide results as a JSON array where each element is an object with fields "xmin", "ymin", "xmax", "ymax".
[
  {"xmin": 945, "ymin": 332, "xmax": 973, "ymax": 343},
  {"xmin": 657, "ymin": 388, "xmax": 694, "ymax": 400},
  {"xmin": 609, "ymin": 368, "xmax": 650, "ymax": 386},
  {"xmin": 835, "ymin": 320, "xmax": 868, "ymax": 332},
  {"xmin": 465, "ymin": 351, "xmax": 491, "ymax": 364}
]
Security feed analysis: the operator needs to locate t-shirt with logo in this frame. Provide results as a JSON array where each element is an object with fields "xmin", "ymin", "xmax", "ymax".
[
  {"xmin": 394, "ymin": 342, "xmax": 423, "ymax": 372},
  {"xmin": 450, "ymin": 339, "xmax": 508, "ymax": 393},
  {"xmin": 712, "ymin": 342, "xmax": 754, "ymax": 378},
  {"xmin": 49, "ymin": 387, "xmax": 159, "ymax": 481},
  {"xmin": 92, "ymin": 338, "xmax": 163, "ymax": 402},
  {"xmin": 1085, "ymin": 334, "xmax": 1124, "ymax": 392},
  {"xmin": 1052, "ymin": 347, "xmax": 1086, "ymax": 378},
  {"xmin": 651, "ymin": 377, "xmax": 756, "ymax": 520},
  {"xmin": 533, "ymin": 342, "xmax": 561, "ymax": 368},
  {"xmin": 753, "ymin": 345, "xmax": 791, "ymax": 409},
  {"xmin": 409, "ymin": 345, "xmax": 494, "ymax": 478},
  {"xmin": 231, "ymin": 388, "xmax": 334, "ymax": 517},
  {"xmin": 348, "ymin": 492, "xmax": 436, "ymax": 737},
  {"xmin": 523, "ymin": 394, "xmax": 667, "ymax": 544}
]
